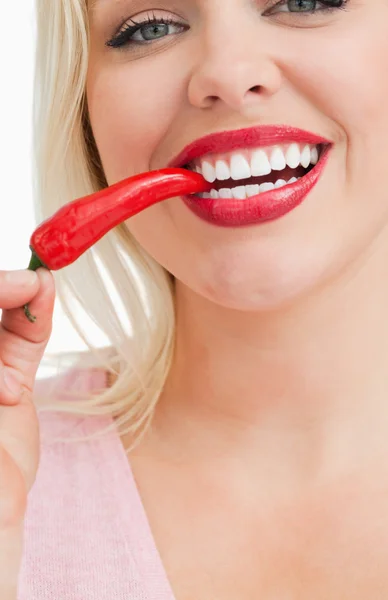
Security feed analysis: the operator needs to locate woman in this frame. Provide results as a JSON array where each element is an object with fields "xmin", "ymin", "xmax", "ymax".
[{"xmin": 1, "ymin": 0, "xmax": 388, "ymax": 597}]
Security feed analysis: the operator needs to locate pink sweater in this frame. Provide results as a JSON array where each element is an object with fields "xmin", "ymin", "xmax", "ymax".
[{"xmin": 17, "ymin": 367, "xmax": 176, "ymax": 600}]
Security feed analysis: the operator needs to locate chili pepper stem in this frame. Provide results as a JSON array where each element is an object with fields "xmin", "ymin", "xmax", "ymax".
[
  {"xmin": 23, "ymin": 248, "xmax": 49, "ymax": 323},
  {"xmin": 23, "ymin": 304, "xmax": 37, "ymax": 323}
]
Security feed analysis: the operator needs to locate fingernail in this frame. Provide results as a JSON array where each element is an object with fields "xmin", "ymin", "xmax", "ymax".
[
  {"xmin": 4, "ymin": 370, "xmax": 23, "ymax": 396},
  {"xmin": 5, "ymin": 270, "xmax": 38, "ymax": 285}
]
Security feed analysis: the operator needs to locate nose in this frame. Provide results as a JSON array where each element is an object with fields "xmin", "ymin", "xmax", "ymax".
[{"xmin": 187, "ymin": 19, "xmax": 282, "ymax": 113}]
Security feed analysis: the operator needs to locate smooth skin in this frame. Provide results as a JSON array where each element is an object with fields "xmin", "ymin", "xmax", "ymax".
[
  {"xmin": 0, "ymin": 268, "xmax": 55, "ymax": 599},
  {"xmin": 87, "ymin": 0, "xmax": 388, "ymax": 598}
]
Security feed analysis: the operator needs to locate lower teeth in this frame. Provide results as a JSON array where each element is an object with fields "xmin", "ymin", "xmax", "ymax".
[{"xmin": 198, "ymin": 177, "xmax": 300, "ymax": 200}]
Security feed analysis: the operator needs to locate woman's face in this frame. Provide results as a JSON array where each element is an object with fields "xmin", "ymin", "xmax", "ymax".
[{"xmin": 86, "ymin": 0, "xmax": 388, "ymax": 311}]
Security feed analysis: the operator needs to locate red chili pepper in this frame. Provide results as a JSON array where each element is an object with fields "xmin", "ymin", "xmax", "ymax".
[{"xmin": 23, "ymin": 168, "xmax": 210, "ymax": 323}]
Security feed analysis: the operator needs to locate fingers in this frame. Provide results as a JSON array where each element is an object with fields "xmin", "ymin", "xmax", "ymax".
[
  {"xmin": 1, "ymin": 268, "xmax": 55, "ymax": 344},
  {"xmin": 0, "ymin": 268, "xmax": 56, "ymax": 405},
  {"xmin": 0, "ymin": 269, "xmax": 38, "ymax": 310}
]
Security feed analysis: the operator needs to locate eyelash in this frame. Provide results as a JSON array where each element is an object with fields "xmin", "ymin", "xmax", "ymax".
[
  {"xmin": 106, "ymin": 1, "xmax": 349, "ymax": 50},
  {"xmin": 106, "ymin": 13, "xmax": 186, "ymax": 50},
  {"xmin": 264, "ymin": 0, "xmax": 349, "ymax": 16}
]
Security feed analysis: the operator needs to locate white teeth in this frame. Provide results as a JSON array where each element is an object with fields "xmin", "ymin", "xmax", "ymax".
[
  {"xmin": 274, "ymin": 178, "xmax": 287, "ymax": 189},
  {"xmin": 230, "ymin": 154, "xmax": 251, "ymax": 180},
  {"xmin": 232, "ymin": 186, "xmax": 247, "ymax": 200},
  {"xmin": 246, "ymin": 184, "xmax": 260, "ymax": 197},
  {"xmin": 202, "ymin": 161, "xmax": 216, "ymax": 183},
  {"xmin": 215, "ymin": 160, "xmax": 231, "ymax": 181},
  {"xmin": 285, "ymin": 143, "xmax": 301, "ymax": 169},
  {"xmin": 310, "ymin": 145, "xmax": 319, "ymax": 165},
  {"xmin": 300, "ymin": 145, "xmax": 311, "ymax": 169},
  {"xmin": 198, "ymin": 177, "xmax": 300, "ymax": 200},
  {"xmin": 270, "ymin": 147, "xmax": 286, "ymax": 171},
  {"xmin": 260, "ymin": 182, "xmax": 275, "ymax": 193},
  {"xmin": 219, "ymin": 188, "xmax": 233, "ymax": 199},
  {"xmin": 194, "ymin": 143, "xmax": 320, "ymax": 183},
  {"xmin": 251, "ymin": 149, "xmax": 272, "ymax": 177}
]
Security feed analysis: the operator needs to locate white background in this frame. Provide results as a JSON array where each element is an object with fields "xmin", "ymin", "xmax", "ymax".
[{"xmin": 0, "ymin": 1, "xmax": 107, "ymax": 379}]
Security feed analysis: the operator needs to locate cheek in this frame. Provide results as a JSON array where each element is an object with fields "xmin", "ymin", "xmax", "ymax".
[
  {"xmin": 86, "ymin": 58, "xmax": 185, "ymax": 183},
  {"xmin": 285, "ymin": 11, "xmax": 388, "ymax": 214},
  {"xmin": 287, "ymin": 12, "xmax": 388, "ymax": 157},
  {"xmin": 124, "ymin": 202, "xmax": 192, "ymax": 276}
]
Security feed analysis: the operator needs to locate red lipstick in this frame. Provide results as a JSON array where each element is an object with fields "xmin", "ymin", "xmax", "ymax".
[{"xmin": 168, "ymin": 125, "xmax": 333, "ymax": 227}]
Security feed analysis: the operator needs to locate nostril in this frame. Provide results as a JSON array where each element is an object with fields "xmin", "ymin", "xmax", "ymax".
[{"xmin": 249, "ymin": 85, "xmax": 261, "ymax": 93}]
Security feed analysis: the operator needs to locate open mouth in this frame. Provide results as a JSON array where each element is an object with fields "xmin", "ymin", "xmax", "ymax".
[{"xmin": 182, "ymin": 142, "xmax": 326, "ymax": 200}]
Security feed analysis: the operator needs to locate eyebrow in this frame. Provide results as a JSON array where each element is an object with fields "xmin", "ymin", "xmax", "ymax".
[
  {"xmin": 88, "ymin": 0, "xmax": 127, "ymax": 11},
  {"xmin": 87, "ymin": 0, "xmax": 119, "ymax": 14},
  {"xmin": 88, "ymin": 0, "xmax": 187, "ymax": 19},
  {"xmin": 89, "ymin": 0, "xmax": 182, "ymax": 12}
]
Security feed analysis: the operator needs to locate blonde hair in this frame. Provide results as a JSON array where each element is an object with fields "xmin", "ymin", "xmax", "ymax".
[{"xmin": 33, "ymin": 0, "xmax": 176, "ymax": 450}]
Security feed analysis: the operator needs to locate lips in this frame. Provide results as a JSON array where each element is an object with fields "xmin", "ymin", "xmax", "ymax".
[{"xmin": 166, "ymin": 125, "xmax": 333, "ymax": 227}]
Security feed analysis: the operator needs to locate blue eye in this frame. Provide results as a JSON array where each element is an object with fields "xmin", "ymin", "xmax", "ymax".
[
  {"xmin": 266, "ymin": 0, "xmax": 348, "ymax": 15},
  {"xmin": 106, "ymin": 17, "xmax": 187, "ymax": 49},
  {"xmin": 285, "ymin": 0, "xmax": 324, "ymax": 11}
]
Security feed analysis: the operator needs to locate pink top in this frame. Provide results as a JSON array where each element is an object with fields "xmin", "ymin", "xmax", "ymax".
[{"xmin": 18, "ymin": 367, "xmax": 176, "ymax": 600}]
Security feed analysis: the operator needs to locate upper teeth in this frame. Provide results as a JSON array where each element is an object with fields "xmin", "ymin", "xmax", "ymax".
[{"xmin": 191, "ymin": 143, "xmax": 319, "ymax": 183}]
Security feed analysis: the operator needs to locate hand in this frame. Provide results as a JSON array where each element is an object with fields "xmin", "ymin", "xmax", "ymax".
[{"xmin": 0, "ymin": 268, "xmax": 55, "ymax": 528}]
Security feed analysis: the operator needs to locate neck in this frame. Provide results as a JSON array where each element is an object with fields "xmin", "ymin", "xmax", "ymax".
[{"xmin": 155, "ymin": 235, "xmax": 388, "ymax": 480}]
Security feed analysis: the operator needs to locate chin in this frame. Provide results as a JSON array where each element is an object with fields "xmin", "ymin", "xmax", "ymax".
[{"xmin": 187, "ymin": 250, "xmax": 332, "ymax": 313}]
